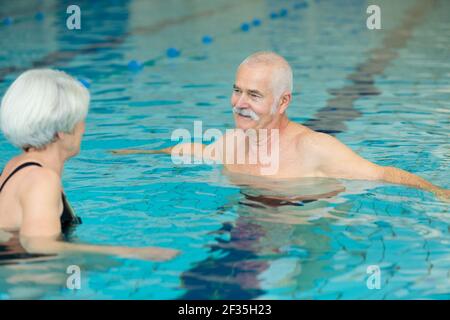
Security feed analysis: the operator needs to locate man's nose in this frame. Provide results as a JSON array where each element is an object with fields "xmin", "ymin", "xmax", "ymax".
[{"xmin": 235, "ymin": 94, "xmax": 250, "ymax": 108}]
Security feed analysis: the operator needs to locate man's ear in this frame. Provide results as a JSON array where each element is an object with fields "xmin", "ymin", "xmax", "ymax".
[{"xmin": 278, "ymin": 92, "xmax": 291, "ymax": 114}]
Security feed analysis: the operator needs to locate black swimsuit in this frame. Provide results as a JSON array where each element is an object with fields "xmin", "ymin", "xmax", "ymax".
[{"xmin": 0, "ymin": 162, "xmax": 82, "ymax": 231}]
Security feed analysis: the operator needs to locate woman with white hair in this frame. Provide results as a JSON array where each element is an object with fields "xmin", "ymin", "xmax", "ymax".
[{"xmin": 0, "ymin": 69, "xmax": 178, "ymax": 261}]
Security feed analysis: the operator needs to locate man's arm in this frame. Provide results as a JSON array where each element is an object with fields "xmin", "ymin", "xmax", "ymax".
[
  {"xmin": 111, "ymin": 140, "xmax": 225, "ymax": 163},
  {"xmin": 111, "ymin": 143, "xmax": 205, "ymax": 156},
  {"xmin": 306, "ymin": 132, "xmax": 449, "ymax": 198},
  {"xmin": 110, "ymin": 147, "xmax": 173, "ymax": 155}
]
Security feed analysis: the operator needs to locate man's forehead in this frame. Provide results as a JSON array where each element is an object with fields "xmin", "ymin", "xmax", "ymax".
[
  {"xmin": 235, "ymin": 64, "xmax": 273, "ymax": 90},
  {"xmin": 237, "ymin": 62, "xmax": 274, "ymax": 75}
]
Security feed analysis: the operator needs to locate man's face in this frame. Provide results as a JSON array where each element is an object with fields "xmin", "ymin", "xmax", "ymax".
[{"xmin": 231, "ymin": 64, "xmax": 280, "ymax": 130}]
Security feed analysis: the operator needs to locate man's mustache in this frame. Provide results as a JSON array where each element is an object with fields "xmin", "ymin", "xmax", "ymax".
[{"xmin": 232, "ymin": 107, "xmax": 260, "ymax": 121}]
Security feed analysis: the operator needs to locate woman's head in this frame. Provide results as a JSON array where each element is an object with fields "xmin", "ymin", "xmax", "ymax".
[{"xmin": 0, "ymin": 69, "xmax": 89, "ymax": 157}]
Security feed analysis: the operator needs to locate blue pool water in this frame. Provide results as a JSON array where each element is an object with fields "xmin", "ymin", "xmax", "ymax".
[{"xmin": 0, "ymin": 0, "xmax": 449, "ymax": 299}]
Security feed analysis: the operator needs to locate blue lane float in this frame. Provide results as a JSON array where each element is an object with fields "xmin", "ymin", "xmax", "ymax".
[
  {"xmin": 35, "ymin": 12, "xmax": 45, "ymax": 21},
  {"xmin": 201, "ymin": 35, "xmax": 213, "ymax": 44},
  {"xmin": 2, "ymin": 17, "xmax": 13, "ymax": 26},
  {"xmin": 240, "ymin": 22, "xmax": 250, "ymax": 32},
  {"xmin": 106, "ymin": 4, "xmax": 297, "ymax": 67},
  {"xmin": 166, "ymin": 47, "xmax": 180, "ymax": 58},
  {"xmin": 252, "ymin": 19, "xmax": 261, "ymax": 27},
  {"xmin": 127, "ymin": 59, "xmax": 143, "ymax": 71},
  {"xmin": 78, "ymin": 77, "xmax": 91, "ymax": 89}
]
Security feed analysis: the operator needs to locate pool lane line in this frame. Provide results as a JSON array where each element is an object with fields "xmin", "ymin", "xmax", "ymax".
[
  {"xmin": 303, "ymin": 0, "xmax": 437, "ymax": 135},
  {"xmin": 0, "ymin": 7, "xmax": 223, "ymax": 81},
  {"xmin": 0, "ymin": 0, "xmax": 284, "ymax": 83},
  {"xmin": 178, "ymin": 216, "xmax": 268, "ymax": 300},
  {"xmin": 132, "ymin": 2, "xmax": 307, "ymax": 68}
]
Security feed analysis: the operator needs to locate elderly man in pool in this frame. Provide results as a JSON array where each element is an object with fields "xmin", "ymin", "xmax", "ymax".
[{"xmin": 113, "ymin": 51, "xmax": 449, "ymax": 200}]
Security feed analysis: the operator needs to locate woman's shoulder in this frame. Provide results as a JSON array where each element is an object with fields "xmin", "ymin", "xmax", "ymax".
[
  {"xmin": 21, "ymin": 166, "xmax": 61, "ymax": 191},
  {"xmin": 1, "ymin": 157, "xmax": 62, "ymax": 195}
]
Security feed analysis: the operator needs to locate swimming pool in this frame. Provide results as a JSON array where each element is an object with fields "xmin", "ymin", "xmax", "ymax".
[{"xmin": 0, "ymin": 0, "xmax": 449, "ymax": 299}]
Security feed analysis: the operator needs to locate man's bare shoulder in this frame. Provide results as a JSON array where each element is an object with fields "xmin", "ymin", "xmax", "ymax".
[{"xmin": 291, "ymin": 124, "xmax": 335, "ymax": 152}]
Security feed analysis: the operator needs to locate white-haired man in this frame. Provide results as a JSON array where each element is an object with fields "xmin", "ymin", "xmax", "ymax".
[{"xmin": 114, "ymin": 51, "xmax": 449, "ymax": 199}]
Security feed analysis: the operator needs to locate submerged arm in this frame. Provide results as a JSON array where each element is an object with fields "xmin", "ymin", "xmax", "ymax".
[
  {"xmin": 19, "ymin": 236, "xmax": 178, "ymax": 261},
  {"xmin": 19, "ymin": 169, "xmax": 179, "ymax": 261},
  {"xmin": 110, "ymin": 143, "xmax": 204, "ymax": 156},
  {"xmin": 310, "ymin": 132, "xmax": 449, "ymax": 199},
  {"xmin": 380, "ymin": 166, "xmax": 448, "ymax": 197},
  {"xmin": 110, "ymin": 147, "xmax": 173, "ymax": 155},
  {"xmin": 111, "ymin": 141, "xmax": 223, "ymax": 162}
]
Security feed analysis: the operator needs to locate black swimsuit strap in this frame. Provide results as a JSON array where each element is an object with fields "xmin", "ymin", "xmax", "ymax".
[{"xmin": 0, "ymin": 162, "xmax": 42, "ymax": 193}]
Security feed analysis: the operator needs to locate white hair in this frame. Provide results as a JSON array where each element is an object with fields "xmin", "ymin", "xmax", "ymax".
[
  {"xmin": 239, "ymin": 51, "xmax": 293, "ymax": 98},
  {"xmin": 0, "ymin": 69, "xmax": 89, "ymax": 150}
]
